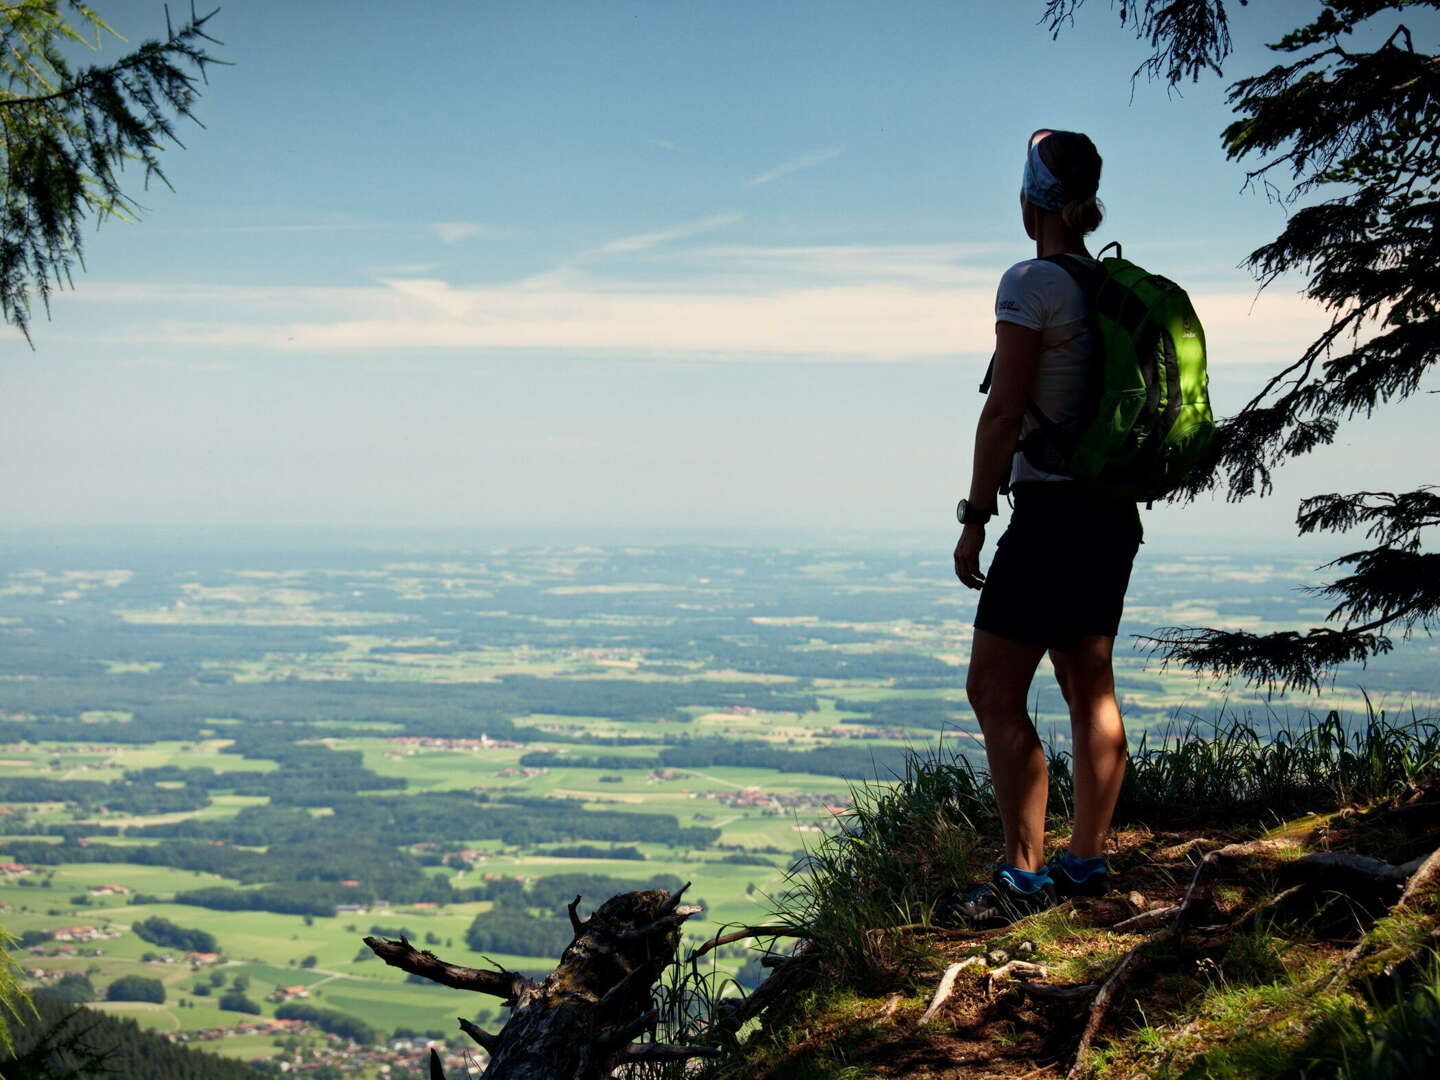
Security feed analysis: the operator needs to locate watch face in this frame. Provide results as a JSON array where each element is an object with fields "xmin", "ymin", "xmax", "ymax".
[{"xmin": 956, "ymin": 499, "xmax": 969, "ymax": 525}]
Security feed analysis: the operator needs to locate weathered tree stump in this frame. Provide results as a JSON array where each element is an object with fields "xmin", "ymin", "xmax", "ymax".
[{"xmin": 364, "ymin": 883, "xmax": 721, "ymax": 1079}]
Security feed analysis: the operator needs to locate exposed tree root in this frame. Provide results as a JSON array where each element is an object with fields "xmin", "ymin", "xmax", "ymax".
[
  {"xmin": 919, "ymin": 957, "xmax": 983, "ymax": 1023},
  {"xmin": 1065, "ymin": 838, "xmax": 1235, "ymax": 1079}
]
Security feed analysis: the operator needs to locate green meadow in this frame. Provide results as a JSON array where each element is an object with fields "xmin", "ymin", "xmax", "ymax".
[{"xmin": 2, "ymin": 542, "xmax": 1435, "ymax": 1064}]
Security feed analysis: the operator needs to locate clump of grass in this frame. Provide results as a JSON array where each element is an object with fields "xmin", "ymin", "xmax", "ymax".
[
  {"xmin": 757, "ymin": 707, "xmax": 1439, "ymax": 991},
  {"xmin": 1221, "ymin": 928, "xmax": 1290, "ymax": 986},
  {"xmin": 1110, "ymin": 706, "xmax": 1440, "ymax": 828},
  {"xmin": 770, "ymin": 748, "xmax": 998, "ymax": 989},
  {"xmin": 699, "ymin": 987, "xmax": 883, "ymax": 1080},
  {"xmin": 1149, "ymin": 956, "xmax": 1440, "ymax": 1079},
  {"xmin": 1327, "ymin": 958, "xmax": 1440, "ymax": 1078}
]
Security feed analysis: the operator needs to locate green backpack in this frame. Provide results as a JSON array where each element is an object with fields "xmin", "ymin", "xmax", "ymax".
[{"xmin": 983, "ymin": 242, "xmax": 1214, "ymax": 503}]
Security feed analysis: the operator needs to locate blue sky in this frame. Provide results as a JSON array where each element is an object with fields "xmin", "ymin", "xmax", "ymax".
[{"xmin": 3, "ymin": 0, "xmax": 1435, "ymax": 549}]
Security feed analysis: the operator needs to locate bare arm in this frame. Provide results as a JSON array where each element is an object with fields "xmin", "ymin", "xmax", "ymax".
[{"xmin": 954, "ymin": 321, "xmax": 1042, "ymax": 588}]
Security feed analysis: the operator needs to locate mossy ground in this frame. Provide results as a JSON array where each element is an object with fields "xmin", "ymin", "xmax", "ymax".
[{"xmin": 706, "ymin": 793, "xmax": 1440, "ymax": 1080}]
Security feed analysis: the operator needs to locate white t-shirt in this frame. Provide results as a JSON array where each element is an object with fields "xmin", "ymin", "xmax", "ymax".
[{"xmin": 993, "ymin": 257, "xmax": 1097, "ymax": 485}]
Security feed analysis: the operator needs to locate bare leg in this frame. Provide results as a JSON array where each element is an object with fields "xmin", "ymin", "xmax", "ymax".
[
  {"xmin": 967, "ymin": 628, "xmax": 1048, "ymax": 871},
  {"xmin": 1049, "ymin": 635, "xmax": 1126, "ymax": 860}
]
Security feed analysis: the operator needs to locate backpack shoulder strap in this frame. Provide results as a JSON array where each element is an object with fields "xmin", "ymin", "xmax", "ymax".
[{"xmin": 1040, "ymin": 252, "xmax": 1104, "ymax": 296}]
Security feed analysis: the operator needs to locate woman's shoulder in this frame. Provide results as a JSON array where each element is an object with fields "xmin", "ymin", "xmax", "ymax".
[{"xmin": 998, "ymin": 258, "xmax": 1077, "ymax": 287}]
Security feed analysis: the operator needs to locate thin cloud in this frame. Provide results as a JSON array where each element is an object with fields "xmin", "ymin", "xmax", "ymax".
[
  {"xmin": 591, "ymin": 212, "xmax": 745, "ymax": 256},
  {"xmin": 65, "ymin": 247, "xmax": 1332, "ymax": 368},
  {"xmin": 519, "ymin": 211, "xmax": 747, "ymax": 287},
  {"xmin": 431, "ymin": 221, "xmax": 486, "ymax": 245},
  {"xmin": 748, "ymin": 147, "xmax": 843, "ymax": 186}
]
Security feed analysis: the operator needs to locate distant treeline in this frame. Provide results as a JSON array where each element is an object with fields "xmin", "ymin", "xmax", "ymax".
[
  {"xmin": 273, "ymin": 1002, "xmax": 377, "ymax": 1045},
  {"xmin": 125, "ymin": 738, "xmax": 405, "ymax": 805},
  {"xmin": 7, "ymin": 795, "xmax": 712, "ymax": 914},
  {"xmin": 0, "ymin": 673, "xmax": 819, "ymax": 738},
  {"xmin": 0, "ymin": 776, "xmax": 209, "ymax": 815},
  {"xmin": 521, "ymin": 739, "xmax": 917, "ymax": 780},
  {"xmin": 539, "ymin": 844, "xmax": 644, "ymax": 860},
  {"xmin": 132, "ymin": 915, "xmax": 218, "ymax": 954}
]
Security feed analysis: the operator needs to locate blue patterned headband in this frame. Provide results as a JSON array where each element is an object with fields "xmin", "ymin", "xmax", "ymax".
[{"xmin": 1022, "ymin": 129, "xmax": 1069, "ymax": 213}]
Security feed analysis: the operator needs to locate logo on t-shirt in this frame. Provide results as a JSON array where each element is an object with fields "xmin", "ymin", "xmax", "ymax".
[{"xmin": 997, "ymin": 299, "xmax": 1021, "ymax": 313}]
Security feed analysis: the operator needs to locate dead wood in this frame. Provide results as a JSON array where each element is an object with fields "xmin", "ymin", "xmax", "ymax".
[
  {"xmin": 1111, "ymin": 905, "xmax": 1181, "ymax": 933},
  {"xmin": 457, "ymin": 1017, "xmax": 500, "ymax": 1052},
  {"xmin": 985, "ymin": 961, "xmax": 1050, "ymax": 1003},
  {"xmin": 369, "ymin": 885, "xmax": 712, "ymax": 1079},
  {"xmin": 919, "ymin": 957, "xmax": 982, "ymax": 1023},
  {"xmin": 714, "ymin": 948, "xmax": 821, "ymax": 1035},
  {"xmin": 987, "ymin": 960, "xmax": 1049, "ymax": 984},
  {"xmin": 1211, "ymin": 838, "xmax": 1295, "ymax": 861},
  {"xmin": 1280, "ymin": 852, "xmax": 1408, "ymax": 887},
  {"xmin": 1019, "ymin": 981, "xmax": 1102, "ymax": 1004},
  {"xmin": 689, "ymin": 923, "xmax": 807, "ymax": 960},
  {"xmin": 363, "ymin": 936, "xmax": 530, "ymax": 1002},
  {"xmin": 1398, "ymin": 844, "xmax": 1440, "ymax": 907},
  {"xmin": 1152, "ymin": 837, "xmax": 1218, "ymax": 862}
]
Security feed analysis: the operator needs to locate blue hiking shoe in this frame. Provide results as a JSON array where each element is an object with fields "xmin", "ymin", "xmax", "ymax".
[
  {"xmin": 1048, "ymin": 852, "xmax": 1111, "ymax": 898},
  {"xmin": 934, "ymin": 864, "xmax": 1058, "ymax": 929}
]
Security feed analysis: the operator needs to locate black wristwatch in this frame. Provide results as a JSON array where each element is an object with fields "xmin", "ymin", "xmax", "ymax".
[{"xmin": 956, "ymin": 499, "xmax": 994, "ymax": 526}]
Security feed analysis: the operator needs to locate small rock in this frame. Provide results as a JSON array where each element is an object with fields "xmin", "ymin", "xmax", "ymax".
[
  {"xmin": 1126, "ymin": 890, "xmax": 1147, "ymax": 912},
  {"xmin": 985, "ymin": 949, "xmax": 1009, "ymax": 966},
  {"xmin": 1015, "ymin": 940, "xmax": 1036, "ymax": 959}
]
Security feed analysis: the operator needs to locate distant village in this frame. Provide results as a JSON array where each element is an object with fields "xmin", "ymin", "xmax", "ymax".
[{"xmin": 168, "ymin": 1018, "xmax": 478, "ymax": 1076}]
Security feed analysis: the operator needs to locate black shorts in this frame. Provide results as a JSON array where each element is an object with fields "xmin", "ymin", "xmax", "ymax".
[{"xmin": 974, "ymin": 482, "xmax": 1143, "ymax": 650}]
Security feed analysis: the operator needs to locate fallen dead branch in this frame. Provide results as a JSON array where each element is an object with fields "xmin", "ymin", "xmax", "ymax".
[
  {"xmin": 1112, "ymin": 905, "xmax": 1181, "ymax": 933},
  {"xmin": 919, "ymin": 957, "xmax": 983, "ymax": 1023},
  {"xmin": 689, "ymin": 924, "xmax": 807, "ymax": 960}
]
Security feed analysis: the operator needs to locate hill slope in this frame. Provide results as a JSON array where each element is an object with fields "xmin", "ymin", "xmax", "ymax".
[
  {"xmin": 1, "ymin": 992, "xmax": 259, "ymax": 1080},
  {"xmin": 695, "ymin": 717, "xmax": 1440, "ymax": 1079}
]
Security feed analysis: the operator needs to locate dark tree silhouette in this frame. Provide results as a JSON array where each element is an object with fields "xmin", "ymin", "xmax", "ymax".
[
  {"xmin": 1045, "ymin": 0, "xmax": 1439, "ymax": 691},
  {"xmin": 1, "ymin": 2, "xmax": 223, "ymax": 341},
  {"xmin": 366, "ymin": 884, "xmax": 722, "ymax": 1079}
]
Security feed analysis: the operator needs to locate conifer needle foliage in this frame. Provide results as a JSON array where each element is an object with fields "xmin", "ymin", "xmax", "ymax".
[
  {"xmin": 1043, "ymin": 1, "xmax": 1439, "ymax": 692},
  {"xmin": 0, "ymin": 1, "xmax": 223, "ymax": 341}
]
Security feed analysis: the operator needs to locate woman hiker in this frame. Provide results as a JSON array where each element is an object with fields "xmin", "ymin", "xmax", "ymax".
[{"xmin": 942, "ymin": 129, "xmax": 1141, "ymax": 927}]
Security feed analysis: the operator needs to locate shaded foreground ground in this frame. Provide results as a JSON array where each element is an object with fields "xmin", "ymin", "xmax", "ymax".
[{"xmin": 716, "ymin": 788, "xmax": 1440, "ymax": 1080}]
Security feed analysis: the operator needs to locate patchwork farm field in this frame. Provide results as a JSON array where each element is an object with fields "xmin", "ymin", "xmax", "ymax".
[{"xmin": 1, "ymin": 536, "xmax": 1435, "ymax": 1071}]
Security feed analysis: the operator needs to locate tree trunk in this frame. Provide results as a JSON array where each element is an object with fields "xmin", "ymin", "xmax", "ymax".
[{"xmin": 365, "ymin": 884, "xmax": 720, "ymax": 1080}]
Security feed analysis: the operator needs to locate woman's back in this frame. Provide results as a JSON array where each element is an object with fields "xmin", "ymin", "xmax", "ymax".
[{"xmin": 994, "ymin": 255, "xmax": 1098, "ymax": 484}]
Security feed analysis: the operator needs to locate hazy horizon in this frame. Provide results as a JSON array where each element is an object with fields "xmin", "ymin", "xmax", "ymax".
[{"xmin": 4, "ymin": 1, "xmax": 1436, "ymax": 548}]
